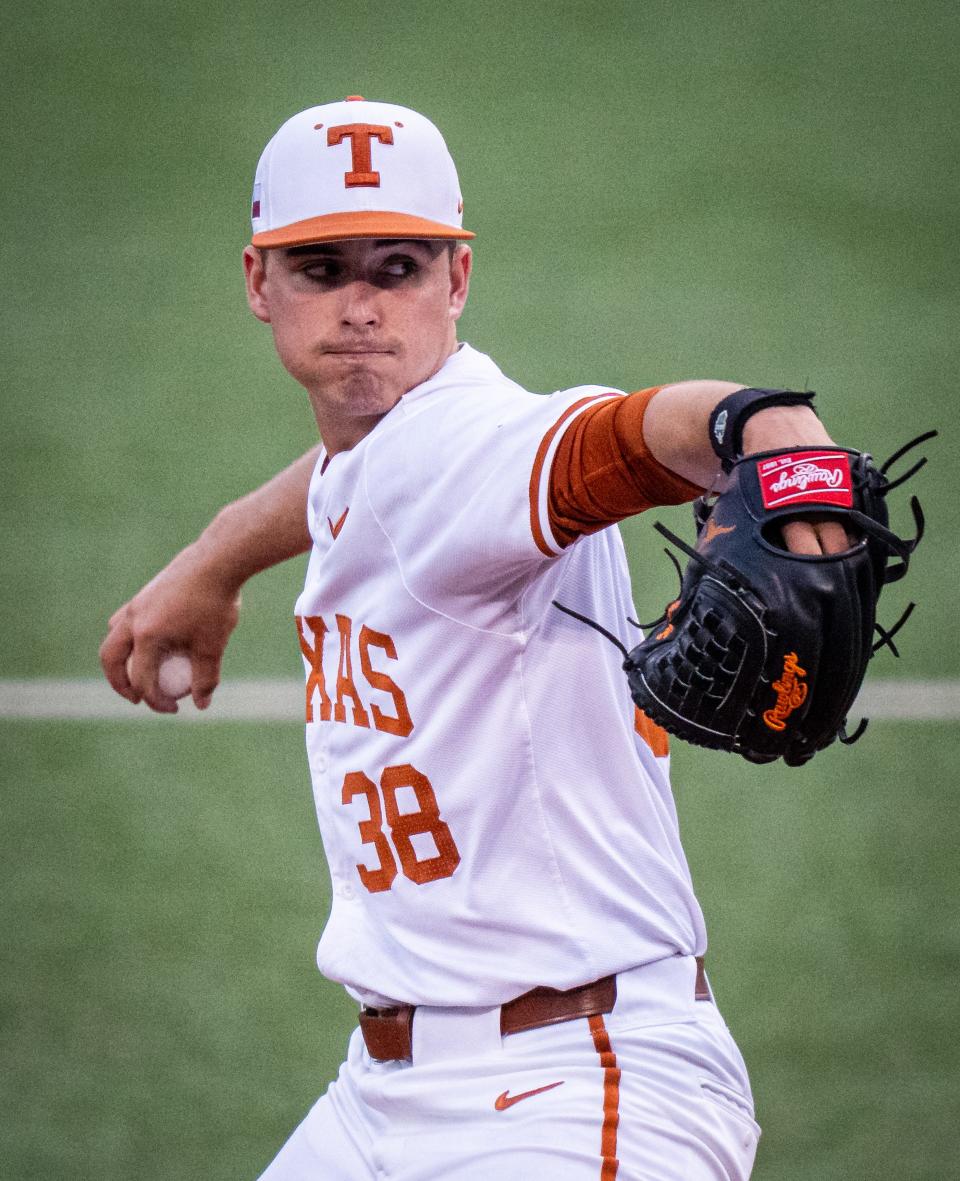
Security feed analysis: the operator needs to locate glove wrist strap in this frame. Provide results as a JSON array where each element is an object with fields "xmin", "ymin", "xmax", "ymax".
[{"xmin": 709, "ymin": 388, "xmax": 817, "ymax": 472}]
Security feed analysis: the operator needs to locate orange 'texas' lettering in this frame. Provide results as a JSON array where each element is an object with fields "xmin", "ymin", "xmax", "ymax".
[
  {"xmin": 296, "ymin": 615, "xmax": 332, "ymax": 723},
  {"xmin": 762, "ymin": 651, "xmax": 808, "ymax": 731},
  {"xmin": 326, "ymin": 123, "xmax": 393, "ymax": 187},
  {"xmin": 296, "ymin": 613, "xmax": 414, "ymax": 734},
  {"xmin": 335, "ymin": 614, "xmax": 370, "ymax": 728},
  {"xmin": 359, "ymin": 625, "xmax": 414, "ymax": 737}
]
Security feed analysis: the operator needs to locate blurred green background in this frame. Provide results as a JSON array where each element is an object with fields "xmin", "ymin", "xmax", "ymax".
[{"xmin": 2, "ymin": 0, "xmax": 958, "ymax": 1177}]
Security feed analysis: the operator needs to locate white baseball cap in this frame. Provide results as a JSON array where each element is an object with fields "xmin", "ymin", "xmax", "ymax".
[{"xmin": 250, "ymin": 96, "xmax": 475, "ymax": 248}]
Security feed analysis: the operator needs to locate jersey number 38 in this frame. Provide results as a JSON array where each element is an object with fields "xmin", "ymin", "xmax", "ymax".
[{"xmin": 342, "ymin": 764, "xmax": 461, "ymax": 892}]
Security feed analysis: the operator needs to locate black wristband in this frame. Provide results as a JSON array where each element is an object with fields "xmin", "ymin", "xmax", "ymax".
[{"xmin": 709, "ymin": 388, "xmax": 817, "ymax": 471}]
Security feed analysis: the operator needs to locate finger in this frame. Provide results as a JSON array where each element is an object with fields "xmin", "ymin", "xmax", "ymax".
[
  {"xmin": 128, "ymin": 638, "xmax": 179, "ymax": 714},
  {"xmin": 191, "ymin": 593, "xmax": 241, "ymax": 709},
  {"xmin": 780, "ymin": 519, "xmax": 822, "ymax": 556},
  {"xmin": 816, "ymin": 519, "xmax": 852, "ymax": 555},
  {"xmin": 99, "ymin": 619, "xmax": 140, "ymax": 704},
  {"xmin": 190, "ymin": 650, "xmax": 223, "ymax": 711},
  {"xmin": 107, "ymin": 604, "xmax": 129, "ymax": 629}
]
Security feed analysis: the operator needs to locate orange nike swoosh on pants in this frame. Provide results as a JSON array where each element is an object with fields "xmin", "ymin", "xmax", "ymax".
[{"xmin": 494, "ymin": 1081, "xmax": 564, "ymax": 1110}]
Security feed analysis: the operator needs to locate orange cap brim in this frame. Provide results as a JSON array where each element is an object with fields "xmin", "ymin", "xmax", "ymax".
[{"xmin": 252, "ymin": 210, "xmax": 475, "ymax": 248}]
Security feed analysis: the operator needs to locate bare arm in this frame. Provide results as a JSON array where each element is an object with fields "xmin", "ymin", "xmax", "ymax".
[
  {"xmin": 100, "ymin": 446, "xmax": 319, "ymax": 713},
  {"xmin": 642, "ymin": 380, "xmax": 848, "ymax": 555}
]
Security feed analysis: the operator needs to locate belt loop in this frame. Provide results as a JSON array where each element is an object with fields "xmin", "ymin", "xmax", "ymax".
[
  {"xmin": 695, "ymin": 956, "xmax": 712, "ymax": 1002},
  {"xmin": 411, "ymin": 1005, "xmax": 502, "ymax": 1065}
]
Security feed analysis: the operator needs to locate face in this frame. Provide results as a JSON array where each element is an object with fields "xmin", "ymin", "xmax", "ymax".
[{"xmin": 243, "ymin": 238, "xmax": 472, "ymax": 453}]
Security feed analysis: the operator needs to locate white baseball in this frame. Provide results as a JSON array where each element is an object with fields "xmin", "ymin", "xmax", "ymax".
[
  {"xmin": 126, "ymin": 651, "xmax": 193, "ymax": 699},
  {"xmin": 158, "ymin": 653, "xmax": 193, "ymax": 699}
]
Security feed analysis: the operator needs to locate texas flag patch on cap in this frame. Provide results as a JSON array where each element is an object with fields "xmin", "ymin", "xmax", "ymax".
[{"xmin": 757, "ymin": 451, "xmax": 854, "ymax": 510}]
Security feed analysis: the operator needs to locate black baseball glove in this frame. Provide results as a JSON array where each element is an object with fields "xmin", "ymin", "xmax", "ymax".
[
  {"xmin": 554, "ymin": 401, "xmax": 933, "ymax": 766},
  {"xmin": 619, "ymin": 435, "xmax": 933, "ymax": 765}
]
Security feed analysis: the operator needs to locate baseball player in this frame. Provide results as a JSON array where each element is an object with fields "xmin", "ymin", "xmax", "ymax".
[{"xmin": 101, "ymin": 97, "xmax": 849, "ymax": 1179}]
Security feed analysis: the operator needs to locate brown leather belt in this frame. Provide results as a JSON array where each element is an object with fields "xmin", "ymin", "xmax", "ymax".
[{"xmin": 358, "ymin": 956, "xmax": 711, "ymax": 1062}]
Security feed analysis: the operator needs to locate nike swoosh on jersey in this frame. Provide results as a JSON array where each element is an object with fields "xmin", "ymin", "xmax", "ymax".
[
  {"xmin": 327, "ymin": 507, "xmax": 349, "ymax": 539},
  {"xmin": 494, "ymin": 1081, "xmax": 564, "ymax": 1111}
]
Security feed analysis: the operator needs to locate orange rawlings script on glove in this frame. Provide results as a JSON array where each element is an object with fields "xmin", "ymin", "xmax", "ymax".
[{"xmin": 761, "ymin": 652, "xmax": 808, "ymax": 732}]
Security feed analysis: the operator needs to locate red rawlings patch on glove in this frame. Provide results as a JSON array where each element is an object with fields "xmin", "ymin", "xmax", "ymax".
[{"xmin": 757, "ymin": 451, "xmax": 853, "ymax": 510}]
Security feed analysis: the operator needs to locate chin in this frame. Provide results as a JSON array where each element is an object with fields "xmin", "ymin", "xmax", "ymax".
[{"xmin": 338, "ymin": 374, "xmax": 403, "ymax": 417}]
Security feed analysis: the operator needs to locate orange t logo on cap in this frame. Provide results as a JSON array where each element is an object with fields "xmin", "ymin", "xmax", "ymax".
[{"xmin": 326, "ymin": 123, "xmax": 394, "ymax": 187}]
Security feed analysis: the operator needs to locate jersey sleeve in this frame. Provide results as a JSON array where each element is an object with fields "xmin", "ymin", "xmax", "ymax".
[{"xmin": 534, "ymin": 387, "xmax": 705, "ymax": 555}]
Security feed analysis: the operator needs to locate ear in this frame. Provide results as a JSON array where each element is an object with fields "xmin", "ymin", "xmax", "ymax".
[
  {"xmin": 448, "ymin": 245, "xmax": 472, "ymax": 322},
  {"xmin": 243, "ymin": 245, "xmax": 272, "ymax": 323}
]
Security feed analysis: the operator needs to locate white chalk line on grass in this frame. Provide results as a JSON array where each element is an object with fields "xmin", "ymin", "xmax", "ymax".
[
  {"xmin": 0, "ymin": 679, "xmax": 303, "ymax": 721},
  {"xmin": 0, "ymin": 679, "xmax": 959, "ymax": 722}
]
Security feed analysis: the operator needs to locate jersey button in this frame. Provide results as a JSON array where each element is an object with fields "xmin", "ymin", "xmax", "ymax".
[{"xmin": 340, "ymin": 881, "xmax": 356, "ymax": 900}]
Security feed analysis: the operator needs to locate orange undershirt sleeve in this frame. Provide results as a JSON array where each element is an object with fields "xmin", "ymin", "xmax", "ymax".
[{"xmin": 547, "ymin": 387, "xmax": 705, "ymax": 549}]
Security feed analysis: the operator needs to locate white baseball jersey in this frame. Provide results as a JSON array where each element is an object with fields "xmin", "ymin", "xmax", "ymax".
[{"xmin": 294, "ymin": 343, "xmax": 707, "ymax": 1009}]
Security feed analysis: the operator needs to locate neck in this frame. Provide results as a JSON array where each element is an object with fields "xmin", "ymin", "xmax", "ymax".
[
  {"xmin": 312, "ymin": 335, "xmax": 460, "ymax": 458},
  {"xmin": 317, "ymin": 410, "xmax": 393, "ymax": 457}
]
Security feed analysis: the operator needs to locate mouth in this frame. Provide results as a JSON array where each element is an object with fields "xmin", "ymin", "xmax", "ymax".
[{"xmin": 322, "ymin": 346, "xmax": 394, "ymax": 357}]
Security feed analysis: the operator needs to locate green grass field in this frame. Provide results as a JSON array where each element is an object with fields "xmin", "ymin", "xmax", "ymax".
[{"xmin": 3, "ymin": 1, "xmax": 959, "ymax": 1177}]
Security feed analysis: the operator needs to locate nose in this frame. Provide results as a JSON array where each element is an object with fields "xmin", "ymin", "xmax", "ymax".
[{"xmin": 339, "ymin": 280, "xmax": 380, "ymax": 330}]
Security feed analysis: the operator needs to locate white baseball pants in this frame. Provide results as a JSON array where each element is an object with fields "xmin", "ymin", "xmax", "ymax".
[{"xmin": 257, "ymin": 955, "xmax": 760, "ymax": 1180}]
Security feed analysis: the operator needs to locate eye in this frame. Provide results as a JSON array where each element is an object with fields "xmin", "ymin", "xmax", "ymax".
[
  {"xmin": 378, "ymin": 254, "xmax": 422, "ymax": 281},
  {"xmin": 300, "ymin": 259, "xmax": 342, "ymax": 281}
]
